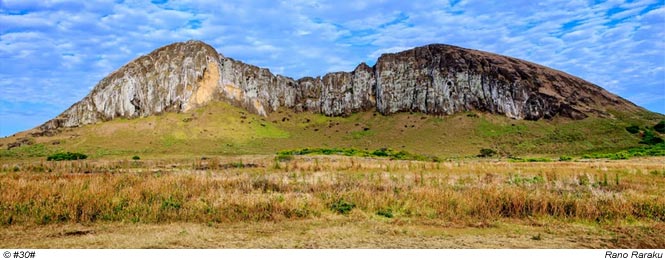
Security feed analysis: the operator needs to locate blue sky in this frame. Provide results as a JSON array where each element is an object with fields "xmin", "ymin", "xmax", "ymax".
[{"xmin": 0, "ymin": 0, "xmax": 664, "ymax": 137}]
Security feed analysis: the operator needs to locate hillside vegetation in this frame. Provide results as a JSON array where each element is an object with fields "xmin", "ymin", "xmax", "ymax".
[{"xmin": 1, "ymin": 101, "xmax": 663, "ymax": 161}]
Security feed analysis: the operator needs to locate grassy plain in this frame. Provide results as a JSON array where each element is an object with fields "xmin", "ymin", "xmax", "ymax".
[{"xmin": 1, "ymin": 156, "xmax": 663, "ymax": 248}]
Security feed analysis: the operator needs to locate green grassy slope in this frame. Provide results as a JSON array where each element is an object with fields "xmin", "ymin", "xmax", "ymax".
[{"xmin": 1, "ymin": 101, "xmax": 663, "ymax": 160}]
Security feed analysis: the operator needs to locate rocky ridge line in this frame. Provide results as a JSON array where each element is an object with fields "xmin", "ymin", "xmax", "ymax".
[{"xmin": 39, "ymin": 40, "xmax": 640, "ymax": 133}]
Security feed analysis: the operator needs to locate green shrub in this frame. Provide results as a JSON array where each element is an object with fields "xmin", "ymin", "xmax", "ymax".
[
  {"xmin": 559, "ymin": 155, "xmax": 573, "ymax": 161},
  {"xmin": 609, "ymin": 151, "xmax": 630, "ymax": 160},
  {"xmin": 371, "ymin": 148, "xmax": 390, "ymax": 157},
  {"xmin": 329, "ymin": 199, "xmax": 356, "ymax": 215},
  {"xmin": 509, "ymin": 157, "xmax": 552, "ymax": 162},
  {"xmin": 478, "ymin": 148, "xmax": 497, "ymax": 158},
  {"xmin": 655, "ymin": 120, "xmax": 665, "ymax": 134},
  {"xmin": 46, "ymin": 152, "xmax": 88, "ymax": 161},
  {"xmin": 582, "ymin": 143, "xmax": 665, "ymax": 159},
  {"xmin": 645, "ymin": 132, "xmax": 664, "ymax": 145},
  {"xmin": 276, "ymin": 147, "xmax": 439, "ymax": 162},
  {"xmin": 640, "ymin": 130, "xmax": 664, "ymax": 145},
  {"xmin": 376, "ymin": 208, "xmax": 394, "ymax": 218},
  {"xmin": 625, "ymin": 125, "xmax": 640, "ymax": 134},
  {"xmin": 160, "ymin": 196, "xmax": 182, "ymax": 211},
  {"xmin": 132, "ymin": 155, "xmax": 141, "ymax": 160},
  {"xmin": 526, "ymin": 157, "xmax": 552, "ymax": 162}
]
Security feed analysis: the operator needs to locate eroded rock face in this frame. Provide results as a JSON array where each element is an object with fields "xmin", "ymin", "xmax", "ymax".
[
  {"xmin": 41, "ymin": 41, "xmax": 222, "ymax": 130},
  {"xmin": 374, "ymin": 44, "xmax": 636, "ymax": 119},
  {"xmin": 39, "ymin": 41, "xmax": 640, "ymax": 131}
]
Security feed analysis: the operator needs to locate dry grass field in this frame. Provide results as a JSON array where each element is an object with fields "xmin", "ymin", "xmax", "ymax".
[{"xmin": 1, "ymin": 155, "xmax": 663, "ymax": 248}]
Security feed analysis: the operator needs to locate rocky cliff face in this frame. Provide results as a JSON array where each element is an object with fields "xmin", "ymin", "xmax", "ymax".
[
  {"xmin": 39, "ymin": 40, "xmax": 640, "ymax": 132},
  {"xmin": 372, "ymin": 44, "xmax": 636, "ymax": 120}
]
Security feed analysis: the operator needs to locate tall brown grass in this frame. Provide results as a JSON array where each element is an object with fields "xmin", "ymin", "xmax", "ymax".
[{"xmin": 0, "ymin": 156, "xmax": 663, "ymax": 225}]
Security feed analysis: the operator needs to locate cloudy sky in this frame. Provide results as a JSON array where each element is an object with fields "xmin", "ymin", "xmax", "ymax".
[{"xmin": 1, "ymin": 0, "xmax": 664, "ymax": 136}]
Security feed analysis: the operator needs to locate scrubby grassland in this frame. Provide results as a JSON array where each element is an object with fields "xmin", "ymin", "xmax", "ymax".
[
  {"xmin": 1, "ymin": 101, "xmax": 663, "ymax": 160},
  {"xmin": 1, "ymin": 156, "xmax": 663, "ymax": 248},
  {"xmin": 1, "ymin": 102, "xmax": 664, "ymax": 248}
]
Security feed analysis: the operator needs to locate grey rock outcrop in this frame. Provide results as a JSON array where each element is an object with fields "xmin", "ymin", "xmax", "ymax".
[
  {"xmin": 372, "ymin": 44, "xmax": 634, "ymax": 119},
  {"xmin": 41, "ymin": 41, "xmax": 222, "ymax": 130},
  {"xmin": 39, "ymin": 40, "xmax": 641, "ymax": 132}
]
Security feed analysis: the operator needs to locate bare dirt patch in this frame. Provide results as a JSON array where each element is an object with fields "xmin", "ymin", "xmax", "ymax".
[{"xmin": 4, "ymin": 219, "xmax": 659, "ymax": 249}]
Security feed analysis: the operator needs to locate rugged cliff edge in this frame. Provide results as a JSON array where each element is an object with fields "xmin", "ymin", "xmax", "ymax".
[{"xmin": 39, "ymin": 40, "xmax": 641, "ymax": 132}]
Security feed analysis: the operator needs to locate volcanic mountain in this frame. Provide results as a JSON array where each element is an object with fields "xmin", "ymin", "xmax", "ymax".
[
  {"xmin": 39, "ymin": 40, "xmax": 641, "ymax": 133},
  {"xmin": 4, "ymin": 40, "xmax": 661, "ymax": 158}
]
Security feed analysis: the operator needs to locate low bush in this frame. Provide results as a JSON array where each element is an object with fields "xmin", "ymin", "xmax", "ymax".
[
  {"xmin": 559, "ymin": 155, "xmax": 573, "ymax": 161},
  {"xmin": 376, "ymin": 208, "xmax": 394, "ymax": 218},
  {"xmin": 655, "ymin": 120, "xmax": 665, "ymax": 134},
  {"xmin": 509, "ymin": 157, "xmax": 552, "ymax": 163},
  {"xmin": 329, "ymin": 199, "xmax": 355, "ymax": 215},
  {"xmin": 477, "ymin": 148, "xmax": 497, "ymax": 158},
  {"xmin": 582, "ymin": 143, "xmax": 665, "ymax": 160},
  {"xmin": 640, "ymin": 130, "xmax": 664, "ymax": 145},
  {"xmin": 46, "ymin": 152, "xmax": 87, "ymax": 161},
  {"xmin": 277, "ymin": 147, "xmax": 440, "ymax": 162},
  {"xmin": 625, "ymin": 125, "xmax": 640, "ymax": 134}
]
